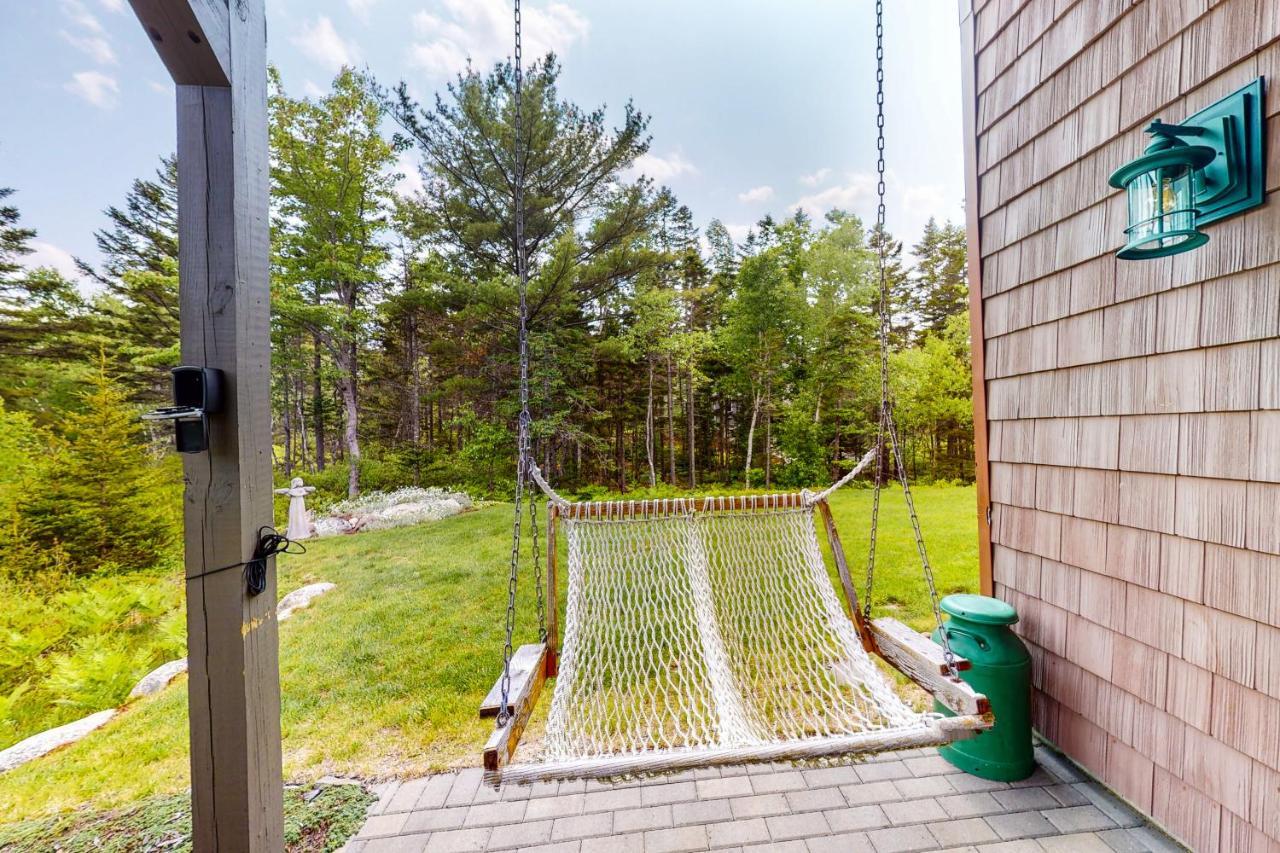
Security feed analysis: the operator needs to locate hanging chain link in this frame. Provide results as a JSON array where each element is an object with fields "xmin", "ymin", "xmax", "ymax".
[
  {"xmin": 861, "ymin": 0, "xmax": 959, "ymax": 679},
  {"xmin": 863, "ymin": 0, "xmax": 888, "ymax": 623},
  {"xmin": 499, "ymin": 0, "xmax": 547, "ymax": 727}
]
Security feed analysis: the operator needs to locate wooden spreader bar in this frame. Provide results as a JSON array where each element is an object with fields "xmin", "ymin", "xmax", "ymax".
[
  {"xmin": 482, "ymin": 642, "xmax": 548, "ymax": 773},
  {"xmin": 560, "ymin": 492, "xmax": 810, "ymax": 520}
]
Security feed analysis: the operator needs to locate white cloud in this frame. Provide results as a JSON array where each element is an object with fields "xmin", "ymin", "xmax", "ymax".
[
  {"xmin": 301, "ymin": 79, "xmax": 327, "ymax": 98},
  {"xmin": 621, "ymin": 150, "xmax": 696, "ymax": 183},
  {"xmin": 408, "ymin": 0, "xmax": 588, "ymax": 78},
  {"xmin": 737, "ymin": 185, "xmax": 774, "ymax": 204},
  {"xmin": 61, "ymin": 31, "xmax": 116, "ymax": 64},
  {"xmin": 724, "ymin": 223, "xmax": 753, "ymax": 245},
  {"xmin": 64, "ymin": 70, "xmax": 119, "ymax": 109},
  {"xmin": 292, "ymin": 16, "xmax": 361, "ymax": 73},
  {"xmin": 23, "ymin": 241, "xmax": 81, "ymax": 281},
  {"xmin": 799, "ymin": 167, "xmax": 831, "ymax": 187},
  {"xmin": 97, "ymin": 0, "xmax": 125, "ymax": 12},
  {"xmin": 789, "ymin": 172, "xmax": 877, "ymax": 219},
  {"xmin": 348, "ymin": 0, "xmax": 378, "ymax": 22},
  {"xmin": 394, "ymin": 150, "xmax": 425, "ymax": 197},
  {"xmin": 901, "ymin": 184, "xmax": 953, "ymax": 222},
  {"xmin": 148, "ymin": 80, "xmax": 169, "ymax": 94},
  {"xmin": 60, "ymin": 0, "xmax": 103, "ymax": 34}
]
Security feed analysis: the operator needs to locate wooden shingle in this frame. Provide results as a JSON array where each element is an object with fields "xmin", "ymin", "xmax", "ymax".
[
  {"xmin": 1111, "ymin": 634, "xmax": 1168, "ymax": 708},
  {"xmin": 1105, "ymin": 523, "xmax": 1161, "ymax": 588},
  {"xmin": 1245, "ymin": 481, "xmax": 1280, "ymax": 555},
  {"xmin": 1166, "ymin": 656, "xmax": 1213, "ymax": 732},
  {"xmin": 1204, "ymin": 341, "xmax": 1261, "ymax": 412},
  {"xmin": 1067, "ymin": 612, "xmax": 1115, "ymax": 681},
  {"xmin": 1079, "ymin": 568, "xmax": 1127, "ymax": 631},
  {"xmin": 1180, "ymin": 723, "xmax": 1254, "ymax": 819},
  {"xmin": 1199, "ymin": 269, "xmax": 1280, "ymax": 347},
  {"xmin": 1061, "ymin": 515, "xmax": 1107, "ymax": 572},
  {"xmin": 1160, "ymin": 534, "xmax": 1205, "ymax": 603},
  {"xmin": 1118, "ymin": 471, "xmax": 1177, "ymax": 534},
  {"xmin": 1155, "ymin": 283, "xmax": 1201, "ymax": 353},
  {"xmin": 1119, "ymin": 414, "xmax": 1179, "ymax": 474},
  {"xmin": 1103, "ymin": 295, "xmax": 1159, "ymax": 360},
  {"xmin": 1145, "ymin": 349, "xmax": 1206, "ymax": 414},
  {"xmin": 1182, "ymin": 601, "xmax": 1257, "ymax": 687},
  {"xmin": 1174, "ymin": 476, "xmax": 1249, "ymax": 548},
  {"xmin": 1076, "ymin": 416, "xmax": 1119, "ymax": 469},
  {"xmin": 1178, "ymin": 412, "xmax": 1252, "ymax": 480},
  {"xmin": 1203, "ymin": 544, "xmax": 1277, "ymax": 625},
  {"xmin": 1249, "ymin": 411, "xmax": 1280, "ymax": 482},
  {"xmin": 1074, "ymin": 468, "xmax": 1120, "ymax": 523},
  {"xmin": 1035, "ymin": 465, "xmax": 1076, "ymax": 515},
  {"xmin": 1126, "ymin": 583, "xmax": 1185, "ymax": 656}
]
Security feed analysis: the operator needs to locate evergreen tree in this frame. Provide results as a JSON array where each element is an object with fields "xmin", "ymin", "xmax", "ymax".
[
  {"xmin": 11, "ymin": 365, "xmax": 179, "ymax": 577},
  {"xmin": 0, "ymin": 188, "xmax": 35, "ymax": 288},
  {"xmin": 910, "ymin": 218, "xmax": 968, "ymax": 333},
  {"xmin": 271, "ymin": 66, "xmax": 399, "ymax": 498}
]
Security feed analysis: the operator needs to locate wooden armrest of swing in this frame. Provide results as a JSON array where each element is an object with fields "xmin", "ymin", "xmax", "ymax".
[
  {"xmin": 870, "ymin": 618, "xmax": 989, "ymax": 717},
  {"xmin": 483, "ymin": 643, "xmax": 548, "ymax": 773},
  {"xmin": 480, "ymin": 643, "xmax": 546, "ymax": 718},
  {"xmin": 870, "ymin": 618, "xmax": 971, "ymax": 674}
]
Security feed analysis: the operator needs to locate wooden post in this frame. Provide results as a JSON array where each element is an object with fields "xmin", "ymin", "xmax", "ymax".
[
  {"xmin": 957, "ymin": 0, "xmax": 994, "ymax": 597},
  {"xmin": 546, "ymin": 504, "xmax": 560, "ymax": 677},
  {"xmin": 126, "ymin": 2, "xmax": 282, "ymax": 849}
]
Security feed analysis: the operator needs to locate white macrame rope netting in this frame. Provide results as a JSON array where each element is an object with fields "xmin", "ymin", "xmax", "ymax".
[{"xmin": 538, "ymin": 499, "xmax": 924, "ymax": 769}]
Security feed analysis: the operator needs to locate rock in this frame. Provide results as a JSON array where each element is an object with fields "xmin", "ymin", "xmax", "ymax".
[
  {"xmin": 278, "ymin": 582, "xmax": 335, "ymax": 621},
  {"xmin": 129, "ymin": 658, "xmax": 189, "ymax": 699},
  {"xmin": 0, "ymin": 709, "xmax": 116, "ymax": 773}
]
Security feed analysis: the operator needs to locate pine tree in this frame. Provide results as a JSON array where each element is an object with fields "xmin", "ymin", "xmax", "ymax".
[
  {"xmin": 13, "ymin": 364, "xmax": 179, "ymax": 577},
  {"xmin": 0, "ymin": 187, "xmax": 36, "ymax": 289},
  {"xmin": 910, "ymin": 218, "xmax": 968, "ymax": 333}
]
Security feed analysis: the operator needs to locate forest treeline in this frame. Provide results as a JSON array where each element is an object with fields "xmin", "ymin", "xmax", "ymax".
[{"xmin": 1, "ymin": 57, "xmax": 972, "ymax": 516}]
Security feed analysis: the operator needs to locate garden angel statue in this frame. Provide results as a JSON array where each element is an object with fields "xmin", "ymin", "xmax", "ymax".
[{"xmin": 274, "ymin": 477, "xmax": 316, "ymax": 540}]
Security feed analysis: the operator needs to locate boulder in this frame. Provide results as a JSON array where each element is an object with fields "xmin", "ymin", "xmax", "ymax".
[
  {"xmin": 0, "ymin": 709, "xmax": 116, "ymax": 773},
  {"xmin": 128, "ymin": 658, "xmax": 189, "ymax": 699},
  {"xmin": 278, "ymin": 582, "xmax": 336, "ymax": 621}
]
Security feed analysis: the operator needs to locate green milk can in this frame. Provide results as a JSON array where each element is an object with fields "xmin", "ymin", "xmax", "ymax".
[{"xmin": 930, "ymin": 593, "xmax": 1035, "ymax": 781}]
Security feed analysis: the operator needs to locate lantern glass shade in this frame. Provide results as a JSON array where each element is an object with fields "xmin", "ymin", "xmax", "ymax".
[
  {"xmin": 1120, "ymin": 163, "xmax": 1204, "ymax": 258},
  {"xmin": 1109, "ymin": 142, "xmax": 1215, "ymax": 260}
]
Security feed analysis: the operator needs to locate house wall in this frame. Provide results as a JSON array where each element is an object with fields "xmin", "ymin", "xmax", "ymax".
[{"xmin": 960, "ymin": 1, "xmax": 1280, "ymax": 849}]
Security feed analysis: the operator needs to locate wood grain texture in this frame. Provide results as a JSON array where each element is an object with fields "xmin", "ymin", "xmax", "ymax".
[
  {"xmin": 137, "ymin": 0, "xmax": 281, "ymax": 847},
  {"xmin": 869, "ymin": 618, "xmax": 988, "ymax": 716},
  {"xmin": 479, "ymin": 643, "xmax": 544, "ymax": 718},
  {"xmin": 482, "ymin": 643, "xmax": 548, "ymax": 772}
]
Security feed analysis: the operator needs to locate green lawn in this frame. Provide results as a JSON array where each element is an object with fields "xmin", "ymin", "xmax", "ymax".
[{"xmin": 0, "ymin": 484, "xmax": 978, "ymax": 824}]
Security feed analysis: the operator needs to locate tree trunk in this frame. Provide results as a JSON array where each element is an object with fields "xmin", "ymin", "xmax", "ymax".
[
  {"xmin": 685, "ymin": 369, "xmax": 696, "ymax": 489},
  {"xmin": 744, "ymin": 390, "xmax": 761, "ymax": 487},
  {"xmin": 764, "ymin": 380, "xmax": 772, "ymax": 487},
  {"xmin": 312, "ymin": 342, "xmax": 326, "ymax": 471},
  {"xmin": 407, "ymin": 315, "xmax": 422, "ymax": 486},
  {"xmin": 337, "ymin": 346, "xmax": 361, "ymax": 498},
  {"xmin": 282, "ymin": 374, "xmax": 293, "ymax": 477},
  {"xmin": 666, "ymin": 355, "xmax": 676, "ymax": 484},
  {"xmin": 645, "ymin": 356, "xmax": 657, "ymax": 488}
]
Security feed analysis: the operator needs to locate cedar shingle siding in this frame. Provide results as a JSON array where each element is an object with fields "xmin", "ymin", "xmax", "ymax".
[{"xmin": 963, "ymin": 0, "xmax": 1280, "ymax": 848}]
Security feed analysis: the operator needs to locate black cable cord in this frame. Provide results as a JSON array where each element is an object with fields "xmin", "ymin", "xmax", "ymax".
[{"xmin": 185, "ymin": 526, "xmax": 306, "ymax": 597}]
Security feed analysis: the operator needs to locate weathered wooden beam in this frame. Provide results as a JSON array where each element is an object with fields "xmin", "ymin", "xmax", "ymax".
[
  {"xmin": 480, "ymin": 643, "xmax": 545, "ymax": 718},
  {"xmin": 483, "ymin": 643, "xmax": 548, "ymax": 773},
  {"xmin": 128, "ymin": 0, "xmax": 231, "ymax": 86},
  {"xmin": 813, "ymin": 499, "xmax": 876, "ymax": 651},
  {"xmin": 546, "ymin": 504, "xmax": 560, "ymax": 678},
  {"xmin": 871, "ymin": 617, "xmax": 988, "ymax": 716},
  {"xmin": 129, "ymin": 0, "xmax": 280, "ymax": 849}
]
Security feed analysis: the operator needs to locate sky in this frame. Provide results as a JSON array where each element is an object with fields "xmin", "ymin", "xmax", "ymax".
[{"xmin": 0, "ymin": 0, "xmax": 966, "ymax": 290}]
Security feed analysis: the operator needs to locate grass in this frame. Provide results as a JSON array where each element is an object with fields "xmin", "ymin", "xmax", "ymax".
[
  {"xmin": 0, "ymin": 783, "xmax": 375, "ymax": 852},
  {"xmin": 0, "ymin": 484, "xmax": 978, "ymax": 826}
]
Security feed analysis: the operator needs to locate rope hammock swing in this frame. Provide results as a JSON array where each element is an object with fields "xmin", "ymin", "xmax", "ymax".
[{"xmin": 481, "ymin": 0, "xmax": 992, "ymax": 786}]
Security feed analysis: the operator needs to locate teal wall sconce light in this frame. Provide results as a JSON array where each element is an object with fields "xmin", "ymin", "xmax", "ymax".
[{"xmin": 1109, "ymin": 77, "xmax": 1266, "ymax": 260}]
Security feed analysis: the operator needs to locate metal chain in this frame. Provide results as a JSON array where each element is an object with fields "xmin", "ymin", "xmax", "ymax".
[
  {"xmin": 499, "ymin": 0, "xmax": 544, "ymax": 726},
  {"xmin": 861, "ymin": 0, "xmax": 959, "ymax": 679},
  {"xmin": 863, "ymin": 0, "xmax": 888, "ymax": 622}
]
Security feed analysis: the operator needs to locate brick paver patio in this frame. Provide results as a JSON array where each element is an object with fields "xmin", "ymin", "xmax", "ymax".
[{"xmin": 343, "ymin": 744, "xmax": 1183, "ymax": 853}]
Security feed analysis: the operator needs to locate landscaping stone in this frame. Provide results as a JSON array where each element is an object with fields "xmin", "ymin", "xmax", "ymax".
[
  {"xmin": 0, "ymin": 709, "xmax": 116, "ymax": 772},
  {"xmin": 128, "ymin": 657, "xmax": 189, "ymax": 698},
  {"xmin": 277, "ymin": 581, "xmax": 335, "ymax": 621}
]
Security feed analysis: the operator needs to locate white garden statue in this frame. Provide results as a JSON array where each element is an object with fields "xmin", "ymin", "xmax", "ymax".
[{"xmin": 275, "ymin": 477, "xmax": 316, "ymax": 540}]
